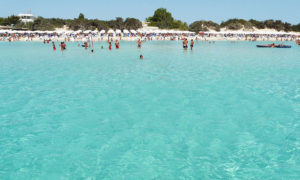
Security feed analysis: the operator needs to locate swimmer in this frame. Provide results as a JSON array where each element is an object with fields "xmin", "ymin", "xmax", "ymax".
[
  {"xmin": 140, "ymin": 54, "xmax": 143, "ymax": 60},
  {"xmin": 101, "ymin": 46, "xmax": 104, "ymax": 49},
  {"xmin": 60, "ymin": 42, "xmax": 66, "ymax": 51}
]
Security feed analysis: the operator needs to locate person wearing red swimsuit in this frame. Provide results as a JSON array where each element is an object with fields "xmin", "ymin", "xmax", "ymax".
[
  {"xmin": 115, "ymin": 40, "xmax": 120, "ymax": 49},
  {"xmin": 52, "ymin": 42, "xmax": 56, "ymax": 51}
]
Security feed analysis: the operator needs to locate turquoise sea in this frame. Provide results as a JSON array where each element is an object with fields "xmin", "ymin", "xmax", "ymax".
[{"xmin": 0, "ymin": 41, "xmax": 299, "ymax": 179}]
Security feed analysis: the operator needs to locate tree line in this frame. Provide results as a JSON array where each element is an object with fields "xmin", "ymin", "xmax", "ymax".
[
  {"xmin": 190, "ymin": 19, "xmax": 300, "ymax": 33},
  {"xmin": 0, "ymin": 13, "xmax": 142, "ymax": 31},
  {"xmin": 1, "ymin": 9, "xmax": 300, "ymax": 32}
]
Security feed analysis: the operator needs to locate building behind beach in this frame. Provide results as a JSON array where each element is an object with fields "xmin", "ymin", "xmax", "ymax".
[{"xmin": 18, "ymin": 13, "xmax": 35, "ymax": 24}]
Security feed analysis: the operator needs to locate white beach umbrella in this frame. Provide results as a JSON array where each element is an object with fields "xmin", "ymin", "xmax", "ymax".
[
  {"xmin": 115, "ymin": 29, "xmax": 122, "ymax": 34},
  {"xmin": 161, "ymin": 30, "xmax": 167, "ymax": 34},
  {"xmin": 147, "ymin": 30, "xmax": 154, "ymax": 34},
  {"xmin": 137, "ymin": 29, "xmax": 143, "ymax": 33},
  {"xmin": 130, "ymin": 30, "xmax": 137, "ymax": 34},
  {"xmin": 168, "ymin": 30, "xmax": 175, "ymax": 34},
  {"xmin": 92, "ymin": 30, "xmax": 98, "ymax": 34},
  {"xmin": 154, "ymin": 30, "xmax": 161, "ymax": 34},
  {"xmin": 107, "ymin": 29, "xmax": 115, "ymax": 34},
  {"xmin": 144, "ymin": 30, "xmax": 151, "ymax": 34},
  {"xmin": 83, "ymin": 30, "xmax": 92, "ymax": 34},
  {"xmin": 123, "ymin": 29, "xmax": 129, "ymax": 34},
  {"xmin": 100, "ymin": 30, "xmax": 106, "ymax": 34}
]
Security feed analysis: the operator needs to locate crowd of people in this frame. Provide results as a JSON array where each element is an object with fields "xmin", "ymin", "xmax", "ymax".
[{"xmin": 0, "ymin": 30, "xmax": 299, "ymax": 42}]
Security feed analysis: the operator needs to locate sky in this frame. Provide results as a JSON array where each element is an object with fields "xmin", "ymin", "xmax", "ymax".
[{"xmin": 0, "ymin": 0, "xmax": 299, "ymax": 24}]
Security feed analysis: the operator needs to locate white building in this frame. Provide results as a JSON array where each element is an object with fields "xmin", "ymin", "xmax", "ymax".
[{"xmin": 18, "ymin": 13, "xmax": 35, "ymax": 23}]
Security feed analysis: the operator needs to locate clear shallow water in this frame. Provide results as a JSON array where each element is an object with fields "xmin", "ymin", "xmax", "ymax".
[{"xmin": 0, "ymin": 41, "xmax": 299, "ymax": 179}]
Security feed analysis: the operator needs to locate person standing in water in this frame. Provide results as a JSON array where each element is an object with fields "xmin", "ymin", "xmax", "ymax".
[
  {"xmin": 84, "ymin": 42, "xmax": 88, "ymax": 50},
  {"xmin": 109, "ymin": 42, "xmax": 112, "ymax": 50},
  {"xmin": 137, "ymin": 39, "xmax": 142, "ymax": 48},
  {"xmin": 190, "ymin": 39, "xmax": 194, "ymax": 50},
  {"xmin": 115, "ymin": 40, "xmax": 120, "ymax": 49},
  {"xmin": 52, "ymin": 42, "xmax": 56, "ymax": 51},
  {"xmin": 183, "ymin": 39, "xmax": 188, "ymax": 50}
]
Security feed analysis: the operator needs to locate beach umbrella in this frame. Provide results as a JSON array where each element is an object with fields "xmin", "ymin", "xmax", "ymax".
[
  {"xmin": 115, "ymin": 29, "xmax": 122, "ymax": 34},
  {"xmin": 168, "ymin": 30, "xmax": 175, "ymax": 34},
  {"xmin": 100, "ymin": 30, "xmax": 106, "ymax": 34},
  {"xmin": 83, "ymin": 30, "xmax": 92, "ymax": 34},
  {"xmin": 137, "ymin": 29, "xmax": 143, "ymax": 33},
  {"xmin": 154, "ymin": 30, "xmax": 160, "ymax": 34},
  {"xmin": 160, "ymin": 30, "xmax": 167, "ymax": 34},
  {"xmin": 107, "ymin": 29, "xmax": 115, "ymax": 34},
  {"xmin": 92, "ymin": 30, "xmax": 98, "ymax": 34},
  {"xmin": 130, "ymin": 29, "xmax": 137, "ymax": 34},
  {"xmin": 123, "ymin": 29, "xmax": 129, "ymax": 34}
]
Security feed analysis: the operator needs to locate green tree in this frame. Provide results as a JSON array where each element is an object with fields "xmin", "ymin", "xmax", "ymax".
[
  {"xmin": 249, "ymin": 19, "xmax": 265, "ymax": 29},
  {"xmin": 292, "ymin": 23, "xmax": 300, "ymax": 32},
  {"xmin": 78, "ymin": 13, "xmax": 85, "ymax": 20},
  {"xmin": 147, "ymin": 8, "xmax": 188, "ymax": 30},
  {"xmin": 1, "ymin": 15, "xmax": 20, "ymax": 26},
  {"xmin": 189, "ymin": 20, "xmax": 220, "ymax": 33},
  {"xmin": 124, "ymin": 18, "xmax": 142, "ymax": 30},
  {"xmin": 147, "ymin": 8, "xmax": 174, "ymax": 29}
]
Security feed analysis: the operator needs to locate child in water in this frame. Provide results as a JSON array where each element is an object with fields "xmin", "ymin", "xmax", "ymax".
[{"xmin": 140, "ymin": 54, "xmax": 143, "ymax": 60}]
